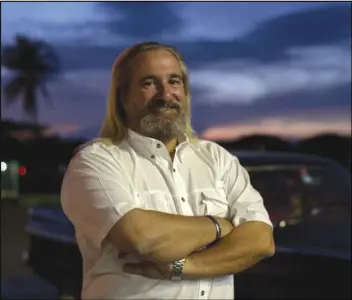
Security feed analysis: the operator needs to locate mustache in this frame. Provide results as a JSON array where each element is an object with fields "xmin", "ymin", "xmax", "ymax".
[{"xmin": 147, "ymin": 98, "xmax": 181, "ymax": 111}]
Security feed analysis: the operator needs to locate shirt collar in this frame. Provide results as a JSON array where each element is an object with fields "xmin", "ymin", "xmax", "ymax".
[{"xmin": 127, "ymin": 129, "xmax": 189, "ymax": 161}]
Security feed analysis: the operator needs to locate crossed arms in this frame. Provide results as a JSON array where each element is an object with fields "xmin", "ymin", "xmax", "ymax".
[
  {"xmin": 110, "ymin": 209, "xmax": 274, "ymax": 279},
  {"xmin": 109, "ymin": 209, "xmax": 235, "ymax": 263},
  {"xmin": 61, "ymin": 147, "xmax": 275, "ymax": 280}
]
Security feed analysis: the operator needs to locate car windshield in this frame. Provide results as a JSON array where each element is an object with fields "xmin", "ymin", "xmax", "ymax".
[{"xmin": 246, "ymin": 163, "xmax": 351, "ymax": 224}]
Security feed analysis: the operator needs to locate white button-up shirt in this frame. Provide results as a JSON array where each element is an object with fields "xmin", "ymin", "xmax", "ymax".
[{"xmin": 61, "ymin": 130, "xmax": 272, "ymax": 299}]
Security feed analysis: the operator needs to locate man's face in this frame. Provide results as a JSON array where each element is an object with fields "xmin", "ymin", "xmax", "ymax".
[{"xmin": 123, "ymin": 49, "xmax": 187, "ymax": 141}]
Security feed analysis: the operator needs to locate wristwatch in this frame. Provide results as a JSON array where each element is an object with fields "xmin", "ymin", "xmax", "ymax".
[{"xmin": 170, "ymin": 258, "xmax": 186, "ymax": 281}]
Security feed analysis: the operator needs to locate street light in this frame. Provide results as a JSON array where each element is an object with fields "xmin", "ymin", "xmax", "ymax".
[{"xmin": 1, "ymin": 162, "xmax": 7, "ymax": 172}]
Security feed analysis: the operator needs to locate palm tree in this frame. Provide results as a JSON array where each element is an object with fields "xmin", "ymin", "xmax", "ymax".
[{"xmin": 1, "ymin": 35, "xmax": 60, "ymax": 123}]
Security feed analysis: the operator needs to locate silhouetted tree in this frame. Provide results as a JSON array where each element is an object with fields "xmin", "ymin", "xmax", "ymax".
[
  {"xmin": 2, "ymin": 35, "xmax": 60, "ymax": 123},
  {"xmin": 219, "ymin": 134, "xmax": 292, "ymax": 152},
  {"xmin": 295, "ymin": 134, "xmax": 351, "ymax": 170}
]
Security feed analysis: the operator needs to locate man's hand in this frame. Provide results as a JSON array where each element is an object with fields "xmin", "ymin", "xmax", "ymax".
[
  {"xmin": 123, "ymin": 261, "xmax": 173, "ymax": 280},
  {"xmin": 120, "ymin": 218, "xmax": 234, "ymax": 280}
]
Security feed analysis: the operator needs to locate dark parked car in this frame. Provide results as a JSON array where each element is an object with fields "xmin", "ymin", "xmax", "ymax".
[{"xmin": 24, "ymin": 151, "xmax": 351, "ymax": 299}]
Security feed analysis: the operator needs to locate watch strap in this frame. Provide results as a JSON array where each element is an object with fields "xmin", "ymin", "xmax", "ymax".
[{"xmin": 170, "ymin": 258, "xmax": 186, "ymax": 281}]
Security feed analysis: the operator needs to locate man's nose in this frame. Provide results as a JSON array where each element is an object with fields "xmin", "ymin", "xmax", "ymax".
[{"xmin": 157, "ymin": 82, "xmax": 172, "ymax": 98}]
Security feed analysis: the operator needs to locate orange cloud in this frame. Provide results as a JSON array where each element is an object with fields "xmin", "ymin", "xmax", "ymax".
[
  {"xmin": 201, "ymin": 118, "xmax": 352, "ymax": 141},
  {"xmin": 43, "ymin": 123, "xmax": 81, "ymax": 136}
]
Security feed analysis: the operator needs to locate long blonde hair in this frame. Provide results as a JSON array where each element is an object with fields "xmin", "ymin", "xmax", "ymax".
[{"xmin": 97, "ymin": 41, "xmax": 198, "ymax": 145}]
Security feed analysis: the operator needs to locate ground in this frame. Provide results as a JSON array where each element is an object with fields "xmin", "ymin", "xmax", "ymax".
[
  {"xmin": 1, "ymin": 200, "xmax": 58, "ymax": 298},
  {"xmin": 1, "ymin": 200, "xmax": 32, "ymax": 277}
]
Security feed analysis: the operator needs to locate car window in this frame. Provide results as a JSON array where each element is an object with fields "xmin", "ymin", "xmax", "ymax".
[{"xmin": 246, "ymin": 164, "xmax": 351, "ymax": 225}]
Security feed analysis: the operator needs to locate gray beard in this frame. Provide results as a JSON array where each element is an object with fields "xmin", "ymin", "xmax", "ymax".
[{"xmin": 138, "ymin": 112, "xmax": 187, "ymax": 142}]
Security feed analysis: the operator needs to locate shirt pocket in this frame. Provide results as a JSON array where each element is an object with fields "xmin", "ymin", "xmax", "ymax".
[
  {"xmin": 201, "ymin": 189, "xmax": 229, "ymax": 218},
  {"xmin": 135, "ymin": 191, "xmax": 174, "ymax": 213}
]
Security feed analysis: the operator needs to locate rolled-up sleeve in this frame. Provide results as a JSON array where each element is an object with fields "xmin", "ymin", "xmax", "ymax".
[
  {"xmin": 61, "ymin": 144, "xmax": 138, "ymax": 250},
  {"xmin": 224, "ymin": 157, "xmax": 273, "ymax": 228}
]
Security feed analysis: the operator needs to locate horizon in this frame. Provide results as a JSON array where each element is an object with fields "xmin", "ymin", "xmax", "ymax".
[{"xmin": 2, "ymin": 118, "xmax": 351, "ymax": 145}]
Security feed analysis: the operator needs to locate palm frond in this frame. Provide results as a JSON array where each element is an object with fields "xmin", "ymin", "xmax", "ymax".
[
  {"xmin": 1, "ymin": 35, "xmax": 61, "ymax": 122},
  {"xmin": 2, "ymin": 35, "xmax": 61, "ymax": 75},
  {"xmin": 3, "ymin": 76, "xmax": 26, "ymax": 104}
]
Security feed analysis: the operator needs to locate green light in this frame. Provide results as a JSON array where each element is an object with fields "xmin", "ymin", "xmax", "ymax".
[{"xmin": 1, "ymin": 160, "xmax": 19, "ymax": 199}]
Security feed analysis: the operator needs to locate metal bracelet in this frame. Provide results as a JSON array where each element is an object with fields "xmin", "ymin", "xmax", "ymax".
[{"xmin": 206, "ymin": 215, "xmax": 222, "ymax": 242}]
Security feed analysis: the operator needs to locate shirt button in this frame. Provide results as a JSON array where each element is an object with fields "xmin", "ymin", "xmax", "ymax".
[
  {"xmin": 201, "ymin": 290, "xmax": 205, "ymax": 296},
  {"xmin": 181, "ymin": 197, "xmax": 185, "ymax": 202},
  {"xmin": 173, "ymin": 168, "xmax": 176, "ymax": 172},
  {"xmin": 156, "ymin": 143, "xmax": 161, "ymax": 148},
  {"xmin": 151, "ymin": 155, "xmax": 155, "ymax": 159}
]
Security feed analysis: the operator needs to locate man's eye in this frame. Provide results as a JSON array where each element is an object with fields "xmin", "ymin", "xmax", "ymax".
[
  {"xmin": 170, "ymin": 79, "xmax": 181, "ymax": 85},
  {"xmin": 143, "ymin": 81, "xmax": 155, "ymax": 87}
]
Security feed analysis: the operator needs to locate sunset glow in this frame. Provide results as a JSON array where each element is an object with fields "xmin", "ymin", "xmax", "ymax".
[{"xmin": 202, "ymin": 118, "xmax": 351, "ymax": 141}]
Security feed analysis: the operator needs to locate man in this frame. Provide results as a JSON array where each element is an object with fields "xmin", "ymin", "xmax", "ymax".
[{"xmin": 61, "ymin": 41, "xmax": 275, "ymax": 299}]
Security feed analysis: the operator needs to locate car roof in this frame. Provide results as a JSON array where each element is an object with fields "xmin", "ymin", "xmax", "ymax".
[{"xmin": 230, "ymin": 150, "xmax": 333, "ymax": 167}]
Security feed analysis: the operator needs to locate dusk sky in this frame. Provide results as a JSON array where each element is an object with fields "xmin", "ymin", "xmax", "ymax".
[{"xmin": 1, "ymin": 2, "xmax": 351, "ymax": 141}]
